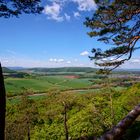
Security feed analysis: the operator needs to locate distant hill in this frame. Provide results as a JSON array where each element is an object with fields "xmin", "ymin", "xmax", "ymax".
[
  {"xmin": 24, "ymin": 67, "xmax": 97, "ymax": 73},
  {"xmin": 2, "ymin": 67, "xmax": 30, "ymax": 78},
  {"xmin": 2, "ymin": 67, "xmax": 16, "ymax": 73},
  {"xmin": 8, "ymin": 67, "xmax": 25, "ymax": 71}
]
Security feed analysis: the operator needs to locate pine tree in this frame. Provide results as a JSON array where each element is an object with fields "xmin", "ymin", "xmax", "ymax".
[{"xmin": 85, "ymin": 0, "xmax": 140, "ymax": 73}]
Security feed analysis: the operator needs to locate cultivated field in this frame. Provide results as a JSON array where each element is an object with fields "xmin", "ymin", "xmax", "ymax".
[
  {"xmin": 4, "ymin": 67, "xmax": 140, "ymax": 98},
  {"xmin": 5, "ymin": 75, "xmax": 92, "ymax": 96}
]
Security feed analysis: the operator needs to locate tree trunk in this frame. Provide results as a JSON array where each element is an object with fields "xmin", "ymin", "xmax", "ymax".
[
  {"xmin": 0, "ymin": 63, "xmax": 6, "ymax": 140},
  {"xmin": 100, "ymin": 104, "xmax": 140, "ymax": 140},
  {"xmin": 63, "ymin": 102, "xmax": 69, "ymax": 140},
  {"xmin": 109, "ymin": 93, "xmax": 115, "ymax": 127},
  {"xmin": 27, "ymin": 123, "xmax": 30, "ymax": 140}
]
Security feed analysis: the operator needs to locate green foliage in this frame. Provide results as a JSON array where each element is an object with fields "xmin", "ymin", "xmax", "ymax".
[
  {"xmin": 6, "ymin": 96, "xmax": 39, "ymax": 140},
  {"xmin": 6, "ymin": 83, "xmax": 140, "ymax": 139},
  {"xmin": 4, "ymin": 68, "xmax": 140, "ymax": 139}
]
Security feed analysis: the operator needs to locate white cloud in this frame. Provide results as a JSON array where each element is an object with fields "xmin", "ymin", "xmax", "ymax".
[
  {"xmin": 80, "ymin": 51, "xmax": 89, "ymax": 56},
  {"xmin": 74, "ymin": 12, "xmax": 80, "ymax": 18},
  {"xmin": 74, "ymin": 59, "xmax": 78, "ymax": 62},
  {"xmin": 6, "ymin": 50, "xmax": 17, "ymax": 55},
  {"xmin": 49, "ymin": 58, "xmax": 64, "ymax": 63},
  {"xmin": 64, "ymin": 13, "xmax": 71, "ymax": 21},
  {"xmin": 43, "ymin": 0, "xmax": 97, "ymax": 21},
  {"xmin": 102, "ymin": 58, "xmax": 107, "ymax": 61},
  {"xmin": 49, "ymin": 58, "xmax": 54, "ymax": 62},
  {"xmin": 67, "ymin": 61, "xmax": 71, "ymax": 64},
  {"xmin": 2, "ymin": 54, "xmax": 140, "ymax": 69},
  {"xmin": 43, "ymin": 2, "xmax": 64, "ymax": 22},
  {"xmin": 58, "ymin": 59, "xmax": 64, "ymax": 62},
  {"xmin": 1, "ymin": 58, "xmax": 9, "ymax": 64},
  {"xmin": 130, "ymin": 58, "xmax": 140, "ymax": 64},
  {"xmin": 72, "ymin": 0, "xmax": 97, "ymax": 11}
]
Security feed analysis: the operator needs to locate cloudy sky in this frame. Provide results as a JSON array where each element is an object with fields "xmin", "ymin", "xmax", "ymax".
[{"xmin": 0, "ymin": 0, "xmax": 140, "ymax": 68}]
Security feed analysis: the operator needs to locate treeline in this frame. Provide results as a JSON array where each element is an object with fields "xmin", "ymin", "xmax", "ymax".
[
  {"xmin": 6, "ymin": 84, "xmax": 140, "ymax": 139},
  {"xmin": 2, "ymin": 67, "xmax": 30, "ymax": 78},
  {"xmin": 22, "ymin": 67, "xmax": 97, "ymax": 73}
]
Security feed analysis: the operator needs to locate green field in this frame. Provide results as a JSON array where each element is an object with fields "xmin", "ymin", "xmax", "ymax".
[
  {"xmin": 5, "ymin": 76, "xmax": 93, "ymax": 96},
  {"xmin": 4, "ymin": 67, "xmax": 140, "ymax": 97}
]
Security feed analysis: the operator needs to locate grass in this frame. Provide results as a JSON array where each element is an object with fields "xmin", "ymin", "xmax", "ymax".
[
  {"xmin": 5, "ymin": 74, "xmax": 129, "ymax": 98},
  {"xmin": 5, "ymin": 78, "xmax": 52, "ymax": 95},
  {"xmin": 5, "ymin": 76, "xmax": 92, "ymax": 96}
]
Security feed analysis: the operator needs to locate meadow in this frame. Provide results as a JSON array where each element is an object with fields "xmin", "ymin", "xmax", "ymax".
[
  {"xmin": 5, "ymin": 73, "xmax": 130, "ymax": 97},
  {"xmin": 4, "ymin": 67, "xmax": 140, "ymax": 139},
  {"xmin": 5, "ymin": 75, "xmax": 93, "ymax": 97}
]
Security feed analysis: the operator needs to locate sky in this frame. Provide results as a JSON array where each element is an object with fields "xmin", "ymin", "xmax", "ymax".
[{"xmin": 0, "ymin": 0, "xmax": 140, "ymax": 69}]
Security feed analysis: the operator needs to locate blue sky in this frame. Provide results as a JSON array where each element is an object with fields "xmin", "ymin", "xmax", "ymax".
[{"xmin": 0, "ymin": 0, "xmax": 140, "ymax": 68}]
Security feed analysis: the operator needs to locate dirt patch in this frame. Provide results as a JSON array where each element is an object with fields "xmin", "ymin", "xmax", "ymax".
[{"xmin": 64, "ymin": 75, "xmax": 79, "ymax": 79}]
